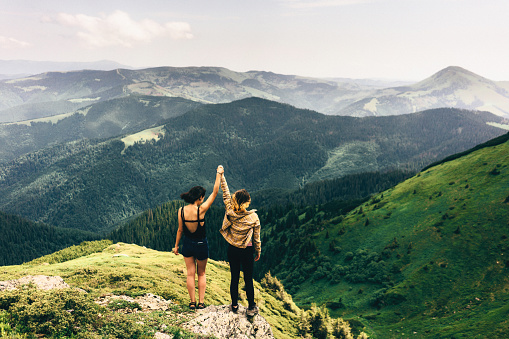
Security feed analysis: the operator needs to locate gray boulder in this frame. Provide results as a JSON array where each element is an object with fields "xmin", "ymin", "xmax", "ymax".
[{"xmin": 182, "ymin": 305, "xmax": 275, "ymax": 339}]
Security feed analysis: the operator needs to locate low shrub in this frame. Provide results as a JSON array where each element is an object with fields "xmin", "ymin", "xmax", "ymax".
[
  {"xmin": 0, "ymin": 288, "xmax": 156, "ymax": 338},
  {"xmin": 2, "ymin": 288, "xmax": 101, "ymax": 336}
]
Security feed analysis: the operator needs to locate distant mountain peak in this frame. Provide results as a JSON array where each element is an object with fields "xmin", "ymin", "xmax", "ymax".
[
  {"xmin": 437, "ymin": 65, "xmax": 472, "ymax": 74},
  {"xmin": 338, "ymin": 66, "xmax": 509, "ymax": 118},
  {"xmin": 411, "ymin": 65, "xmax": 495, "ymax": 92},
  {"xmin": 432, "ymin": 65, "xmax": 486, "ymax": 80}
]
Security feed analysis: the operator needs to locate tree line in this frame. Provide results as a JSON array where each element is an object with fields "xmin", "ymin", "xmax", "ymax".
[{"xmin": 0, "ymin": 211, "xmax": 100, "ymax": 266}]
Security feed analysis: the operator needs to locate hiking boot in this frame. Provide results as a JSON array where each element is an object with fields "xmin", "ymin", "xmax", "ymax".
[{"xmin": 246, "ymin": 305, "xmax": 259, "ymax": 316}]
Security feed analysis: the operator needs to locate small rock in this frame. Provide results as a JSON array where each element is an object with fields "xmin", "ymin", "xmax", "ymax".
[{"xmin": 154, "ymin": 332, "xmax": 173, "ymax": 339}]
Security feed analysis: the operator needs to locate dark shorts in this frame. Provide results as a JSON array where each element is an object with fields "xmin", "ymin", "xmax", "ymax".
[{"xmin": 181, "ymin": 236, "xmax": 209, "ymax": 260}]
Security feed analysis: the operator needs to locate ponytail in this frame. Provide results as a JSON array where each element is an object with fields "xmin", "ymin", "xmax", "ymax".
[{"xmin": 232, "ymin": 189, "xmax": 251, "ymax": 212}]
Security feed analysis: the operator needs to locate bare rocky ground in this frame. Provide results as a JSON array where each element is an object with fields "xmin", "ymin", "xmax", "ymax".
[
  {"xmin": 0, "ymin": 275, "xmax": 69, "ymax": 291},
  {"xmin": 95, "ymin": 293, "xmax": 176, "ymax": 312},
  {"xmin": 182, "ymin": 305, "xmax": 275, "ymax": 339}
]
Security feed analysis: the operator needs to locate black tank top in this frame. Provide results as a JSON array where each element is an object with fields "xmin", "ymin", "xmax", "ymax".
[{"xmin": 181, "ymin": 206, "xmax": 206, "ymax": 239}]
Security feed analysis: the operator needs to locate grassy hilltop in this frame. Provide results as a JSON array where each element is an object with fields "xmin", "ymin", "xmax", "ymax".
[
  {"xmin": 259, "ymin": 133, "xmax": 509, "ymax": 338},
  {"xmin": 0, "ymin": 241, "xmax": 305, "ymax": 338},
  {"xmin": 1, "ymin": 240, "xmax": 371, "ymax": 339}
]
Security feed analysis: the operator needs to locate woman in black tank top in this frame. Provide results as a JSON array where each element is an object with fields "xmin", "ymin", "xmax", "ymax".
[{"xmin": 173, "ymin": 165, "xmax": 223, "ymax": 310}]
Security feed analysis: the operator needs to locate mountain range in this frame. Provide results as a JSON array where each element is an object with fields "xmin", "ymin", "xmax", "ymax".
[
  {"xmin": 1, "ymin": 65, "xmax": 509, "ymax": 125},
  {"xmin": 0, "ymin": 98, "xmax": 506, "ymax": 233}
]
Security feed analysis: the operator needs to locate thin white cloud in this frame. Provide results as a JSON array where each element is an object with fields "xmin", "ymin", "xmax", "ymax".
[
  {"xmin": 0, "ymin": 36, "xmax": 30, "ymax": 49},
  {"xmin": 53, "ymin": 10, "xmax": 193, "ymax": 48},
  {"xmin": 280, "ymin": 0, "xmax": 380, "ymax": 9}
]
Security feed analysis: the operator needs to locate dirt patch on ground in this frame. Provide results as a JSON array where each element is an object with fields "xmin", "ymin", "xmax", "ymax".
[{"xmin": 0, "ymin": 275, "xmax": 69, "ymax": 291}]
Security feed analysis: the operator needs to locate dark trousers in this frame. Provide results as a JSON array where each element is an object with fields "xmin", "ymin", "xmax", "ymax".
[{"xmin": 227, "ymin": 244, "xmax": 255, "ymax": 308}]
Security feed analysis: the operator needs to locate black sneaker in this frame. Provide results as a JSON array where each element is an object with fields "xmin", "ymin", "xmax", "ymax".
[
  {"xmin": 230, "ymin": 304, "xmax": 239, "ymax": 313},
  {"xmin": 246, "ymin": 305, "xmax": 259, "ymax": 316}
]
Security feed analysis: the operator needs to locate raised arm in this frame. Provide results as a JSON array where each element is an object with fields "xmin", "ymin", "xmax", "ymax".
[
  {"xmin": 200, "ymin": 165, "xmax": 223, "ymax": 212},
  {"xmin": 221, "ymin": 171, "xmax": 234, "ymax": 213}
]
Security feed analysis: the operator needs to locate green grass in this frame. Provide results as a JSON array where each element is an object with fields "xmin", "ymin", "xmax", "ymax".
[{"xmin": 287, "ymin": 139, "xmax": 509, "ymax": 338}]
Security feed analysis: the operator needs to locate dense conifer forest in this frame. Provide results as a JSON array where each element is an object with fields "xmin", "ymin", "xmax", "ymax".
[{"xmin": 0, "ymin": 211, "xmax": 100, "ymax": 265}]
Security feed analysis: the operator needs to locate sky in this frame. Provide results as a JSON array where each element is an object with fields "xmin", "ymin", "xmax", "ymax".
[{"xmin": 1, "ymin": 0, "xmax": 508, "ymax": 81}]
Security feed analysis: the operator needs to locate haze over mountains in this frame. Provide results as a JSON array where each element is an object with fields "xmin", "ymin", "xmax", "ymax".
[
  {"xmin": 342, "ymin": 66, "xmax": 509, "ymax": 117},
  {"xmin": 1, "ymin": 64, "xmax": 509, "ymax": 125},
  {"xmin": 0, "ymin": 59, "xmax": 132, "ymax": 80}
]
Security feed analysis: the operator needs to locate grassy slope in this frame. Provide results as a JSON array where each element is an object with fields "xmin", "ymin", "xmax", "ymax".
[
  {"xmin": 293, "ymin": 138, "xmax": 509, "ymax": 338},
  {"xmin": 0, "ymin": 242, "xmax": 300, "ymax": 339}
]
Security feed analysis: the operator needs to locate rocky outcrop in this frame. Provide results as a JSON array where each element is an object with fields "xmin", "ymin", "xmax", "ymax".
[
  {"xmin": 0, "ymin": 275, "xmax": 69, "ymax": 291},
  {"xmin": 182, "ymin": 305, "xmax": 275, "ymax": 339}
]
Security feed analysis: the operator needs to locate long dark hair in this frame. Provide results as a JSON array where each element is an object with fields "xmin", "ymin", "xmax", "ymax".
[{"xmin": 180, "ymin": 186, "xmax": 206, "ymax": 204}]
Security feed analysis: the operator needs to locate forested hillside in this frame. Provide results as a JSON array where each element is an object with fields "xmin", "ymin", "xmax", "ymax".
[
  {"xmin": 0, "ymin": 95, "xmax": 201, "ymax": 163},
  {"xmin": 257, "ymin": 132, "xmax": 509, "ymax": 337},
  {"xmin": 0, "ymin": 211, "xmax": 100, "ymax": 265},
  {"xmin": 109, "ymin": 133, "xmax": 509, "ymax": 337},
  {"xmin": 0, "ymin": 98, "xmax": 505, "ymax": 232},
  {"xmin": 251, "ymin": 169, "xmax": 412, "ymax": 209}
]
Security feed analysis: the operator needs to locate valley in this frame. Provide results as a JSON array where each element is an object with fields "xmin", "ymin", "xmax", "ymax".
[
  {"xmin": 0, "ymin": 64, "xmax": 508, "ymax": 338},
  {"xmin": 0, "ymin": 98, "xmax": 505, "ymax": 233}
]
